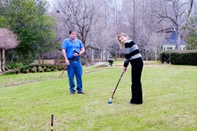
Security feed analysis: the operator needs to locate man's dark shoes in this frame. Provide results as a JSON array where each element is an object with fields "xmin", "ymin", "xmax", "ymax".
[
  {"xmin": 78, "ymin": 92, "xmax": 85, "ymax": 94},
  {"xmin": 70, "ymin": 92, "xmax": 75, "ymax": 94}
]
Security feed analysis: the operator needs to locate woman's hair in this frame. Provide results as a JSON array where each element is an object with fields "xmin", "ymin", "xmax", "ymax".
[{"xmin": 117, "ymin": 32, "xmax": 129, "ymax": 49}]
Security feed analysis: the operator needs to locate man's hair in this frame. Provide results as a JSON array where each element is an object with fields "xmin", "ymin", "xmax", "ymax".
[{"xmin": 69, "ymin": 30, "xmax": 76, "ymax": 34}]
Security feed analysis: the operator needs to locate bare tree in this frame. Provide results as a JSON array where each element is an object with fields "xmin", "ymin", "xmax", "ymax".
[
  {"xmin": 122, "ymin": 0, "xmax": 141, "ymax": 41},
  {"xmin": 120, "ymin": 0, "xmax": 159, "ymax": 59},
  {"xmin": 48, "ymin": 0, "xmax": 197, "ymax": 63},
  {"xmin": 84, "ymin": 0, "xmax": 122, "ymax": 63},
  {"xmin": 53, "ymin": 0, "xmax": 97, "ymax": 65},
  {"xmin": 151, "ymin": 0, "xmax": 195, "ymax": 49},
  {"xmin": 148, "ymin": 32, "xmax": 165, "ymax": 60}
]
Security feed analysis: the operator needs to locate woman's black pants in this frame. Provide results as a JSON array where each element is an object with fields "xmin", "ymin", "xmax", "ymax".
[{"xmin": 130, "ymin": 57, "xmax": 143, "ymax": 104}]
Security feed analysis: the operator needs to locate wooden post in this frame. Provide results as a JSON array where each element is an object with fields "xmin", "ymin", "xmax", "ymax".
[{"xmin": 51, "ymin": 114, "xmax": 54, "ymax": 131}]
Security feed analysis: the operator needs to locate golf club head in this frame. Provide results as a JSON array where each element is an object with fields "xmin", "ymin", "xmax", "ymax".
[{"xmin": 108, "ymin": 97, "xmax": 112, "ymax": 104}]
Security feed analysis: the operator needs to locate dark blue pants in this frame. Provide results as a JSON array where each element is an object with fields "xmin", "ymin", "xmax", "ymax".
[{"xmin": 130, "ymin": 58, "xmax": 143, "ymax": 104}]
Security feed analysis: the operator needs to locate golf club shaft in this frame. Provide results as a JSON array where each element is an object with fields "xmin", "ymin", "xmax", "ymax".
[
  {"xmin": 60, "ymin": 66, "xmax": 67, "ymax": 76},
  {"xmin": 111, "ymin": 73, "xmax": 124, "ymax": 99}
]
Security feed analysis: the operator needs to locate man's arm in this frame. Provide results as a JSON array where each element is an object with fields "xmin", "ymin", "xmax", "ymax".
[
  {"xmin": 62, "ymin": 49, "xmax": 70, "ymax": 66},
  {"xmin": 61, "ymin": 48, "xmax": 67, "ymax": 59},
  {"xmin": 79, "ymin": 47, "xmax": 85, "ymax": 55}
]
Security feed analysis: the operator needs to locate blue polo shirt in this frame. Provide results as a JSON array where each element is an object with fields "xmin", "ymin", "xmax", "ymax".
[{"xmin": 61, "ymin": 38, "xmax": 84, "ymax": 59}]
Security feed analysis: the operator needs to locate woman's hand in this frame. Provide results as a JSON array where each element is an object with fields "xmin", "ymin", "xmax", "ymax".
[{"xmin": 122, "ymin": 66, "xmax": 127, "ymax": 73}]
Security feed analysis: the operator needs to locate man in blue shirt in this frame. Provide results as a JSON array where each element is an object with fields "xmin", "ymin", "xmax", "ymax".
[{"xmin": 61, "ymin": 30, "xmax": 85, "ymax": 94}]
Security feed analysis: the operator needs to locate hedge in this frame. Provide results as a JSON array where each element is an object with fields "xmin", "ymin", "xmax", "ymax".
[
  {"xmin": 159, "ymin": 49, "xmax": 197, "ymax": 65},
  {"xmin": 3, "ymin": 64, "xmax": 66, "ymax": 75}
]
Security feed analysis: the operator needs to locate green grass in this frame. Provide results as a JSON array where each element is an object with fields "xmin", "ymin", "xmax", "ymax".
[{"xmin": 0, "ymin": 61, "xmax": 197, "ymax": 131}]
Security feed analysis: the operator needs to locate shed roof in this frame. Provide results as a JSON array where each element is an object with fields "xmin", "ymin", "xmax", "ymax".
[
  {"xmin": 0, "ymin": 28, "xmax": 19, "ymax": 49},
  {"xmin": 163, "ymin": 31, "xmax": 185, "ymax": 45}
]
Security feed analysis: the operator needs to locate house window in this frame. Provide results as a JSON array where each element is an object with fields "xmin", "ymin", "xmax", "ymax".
[{"xmin": 167, "ymin": 47, "xmax": 173, "ymax": 50}]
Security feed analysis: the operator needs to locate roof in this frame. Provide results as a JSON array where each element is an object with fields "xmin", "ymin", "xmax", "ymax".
[
  {"xmin": 0, "ymin": 28, "xmax": 19, "ymax": 49},
  {"xmin": 163, "ymin": 31, "xmax": 185, "ymax": 45}
]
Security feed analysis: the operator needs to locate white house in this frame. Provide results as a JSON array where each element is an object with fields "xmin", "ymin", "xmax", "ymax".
[{"xmin": 162, "ymin": 31, "xmax": 186, "ymax": 50}]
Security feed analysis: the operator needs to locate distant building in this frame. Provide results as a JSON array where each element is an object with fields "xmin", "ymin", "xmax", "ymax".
[{"xmin": 162, "ymin": 31, "xmax": 186, "ymax": 50}]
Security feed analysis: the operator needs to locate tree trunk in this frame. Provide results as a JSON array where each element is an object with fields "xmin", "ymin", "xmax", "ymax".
[
  {"xmin": 54, "ymin": 51, "xmax": 58, "ymax": 66},
  {"xmin": 132, "ymin": 0, "xmax": 136, "ymax": 41},
  {"xmin": 97, "ymin": 50, "xmax": 101, "ymax": 62},
  {"xmin": 0, "ymin": 48, "xmax": 2, "ymax": 73},
  {"xmin": 38, "ymin": 55, "xmax": 41, "ymax": 65},
  {"xmin": 115, "ymin": 52, "xmax": 117, "ymax": 61},
  {"xmin": 91, "ymin": 49, "xmax": 94, "ymax": 66},
  {"xmin": 1, "ymin": 49, "xmax": 5, "ymax": 72},
  {"xmin": 42, "ymin": 53, "xmax": 44, "ymax": 64},
  {"xmin": 83, "ymin": 54, "xmax": 88, "ymax": 66}
]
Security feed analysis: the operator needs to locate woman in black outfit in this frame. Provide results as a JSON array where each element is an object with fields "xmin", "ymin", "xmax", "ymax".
[{"xmin": 117, "ymin": 33, "xmax": 143, "ymax": 104}]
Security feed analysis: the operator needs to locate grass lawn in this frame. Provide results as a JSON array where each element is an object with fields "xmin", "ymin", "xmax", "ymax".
[{"xmin": 0, "ymin": 60, "xmax": 197, "ymax": 131}]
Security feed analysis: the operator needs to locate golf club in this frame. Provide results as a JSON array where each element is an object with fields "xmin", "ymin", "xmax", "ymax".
[
  {"xmin": 60, "ymin": 66, "xmax": 67, "ymax": 77},
  {"xmin": 108, "ymin": 73, "xmax": 124, "ymax": 104}
]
